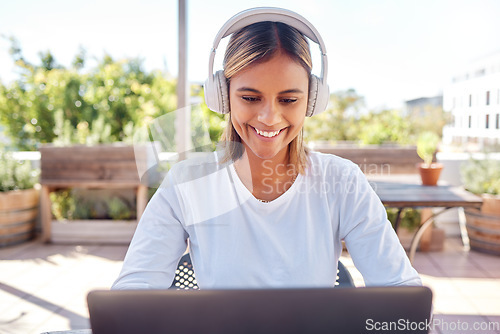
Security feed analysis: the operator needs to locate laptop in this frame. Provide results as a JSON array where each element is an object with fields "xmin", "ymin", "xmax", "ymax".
[{"xmin": 87, "ymin": 286, "xmax": 433, "ymax": 334}]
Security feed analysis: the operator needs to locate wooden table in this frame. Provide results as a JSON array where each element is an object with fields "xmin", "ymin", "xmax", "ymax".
[{"xmin": 368, "ymin": 175, "xmax": 483, "ymax": 263}]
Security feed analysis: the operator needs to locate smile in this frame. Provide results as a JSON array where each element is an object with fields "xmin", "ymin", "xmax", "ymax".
[{"xmin": 252, "ymin": 126, "xmax": 284, "ymax": 138}]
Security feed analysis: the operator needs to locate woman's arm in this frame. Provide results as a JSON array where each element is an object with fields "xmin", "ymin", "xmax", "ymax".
[
  {"xmin": 339, "ymin": 167, "xmax": 422, "ymax": 286},
  {"xmin": 112, "ymin": 180, "xmax": 188, "ymax": 290}
]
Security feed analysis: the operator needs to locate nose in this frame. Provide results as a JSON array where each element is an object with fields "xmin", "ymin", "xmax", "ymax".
[{"xmin": 257, "ymin": 100, "xmax": 281, "ymax": 126}]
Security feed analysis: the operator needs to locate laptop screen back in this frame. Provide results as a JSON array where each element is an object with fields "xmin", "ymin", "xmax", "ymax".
[{"xmin": 87, "ymin": 286, "xmax": 432, "ymax": 334}]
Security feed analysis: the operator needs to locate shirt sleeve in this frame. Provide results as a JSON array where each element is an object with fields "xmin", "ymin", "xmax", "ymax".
[
  {"xmin": 111, "ymin": 174, "xmax": 189, "ymax": 290},
  {"xmin": 339, "ymin": 167, "xmax": 422, "ymax": 286}
]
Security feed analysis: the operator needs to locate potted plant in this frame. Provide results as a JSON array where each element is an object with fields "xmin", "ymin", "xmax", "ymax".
[
  {"xmin": 416, "ymin": 131, "xmax": 443, "ymax": 186},
  {"xmin": 0, "ymin": 151, "xmax": 40, "ymax": 247},
  {"xmin": 461, "ymin": 157, "xmax": 500, "ymax": 255}
]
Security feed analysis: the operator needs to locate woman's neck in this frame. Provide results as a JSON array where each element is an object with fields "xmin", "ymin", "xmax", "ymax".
[{"xmin": 234, "ymin": 149, "xmax": 297, "ymax": 202}]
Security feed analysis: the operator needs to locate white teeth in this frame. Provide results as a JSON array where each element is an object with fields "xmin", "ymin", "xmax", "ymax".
[{"xmin": 255, "ymin": 128, "xmax": 280, "ymax": 138}]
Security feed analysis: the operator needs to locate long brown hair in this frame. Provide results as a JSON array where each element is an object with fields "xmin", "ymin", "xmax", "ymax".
[{"xmin": 220, "ymin": 21, "xmax": 311, "ymax": 174}]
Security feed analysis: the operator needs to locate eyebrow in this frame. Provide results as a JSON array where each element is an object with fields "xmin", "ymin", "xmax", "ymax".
[{"xmin": 236, "ymin": 87, "xmax": 305, "ymax": 94}]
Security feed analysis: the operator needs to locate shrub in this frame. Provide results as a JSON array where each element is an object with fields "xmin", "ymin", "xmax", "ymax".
[
  {"xmin": 461, "ymin": 158, "xmax": 500, "ymax": 195},
  {"xmin": 0, "ymin": 151, "xmax": 39, "ymax": 191}
]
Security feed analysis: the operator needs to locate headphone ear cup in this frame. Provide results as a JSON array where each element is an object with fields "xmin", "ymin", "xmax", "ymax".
[
  {"xmin": 306, "ymin": 75, "xmax": 319, "ymax": 117},
  {"xmin": 204, "ymin": 74, "xmax": 217, "ymax": 112},
  {"xmin": 204, "ymin": 71, "xmax": 230, "ymax": 114},
  {"xmin": 216, "ymin": 71, "xmax": 230, "ymax": 114},
  {"xmin": 307, "ymin": 74, "xmax": 329, "ymax": 117}
]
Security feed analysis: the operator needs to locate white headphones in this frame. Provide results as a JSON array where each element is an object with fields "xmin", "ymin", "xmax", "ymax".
[{"xmin": 204, "ymin": 7, "xmax": 329, "ymax": 117}]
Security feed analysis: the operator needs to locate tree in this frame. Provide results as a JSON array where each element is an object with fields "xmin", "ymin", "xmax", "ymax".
[
  {"xmin": 357, "ymin": 109, "xmax": 412, "ymax": 145},
  {"xmin": 0, "ymin": 39, "xmax": 178, "ymax": 150},
  {"xmin": 303, "ymin": 88, "xmax": 364, "ymax": 143}
]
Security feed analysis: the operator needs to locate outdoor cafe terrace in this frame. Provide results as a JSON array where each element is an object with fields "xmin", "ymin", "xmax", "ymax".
[{"xmin": 1, "ymin": 145, "xmax": 500, "ymax": 334}]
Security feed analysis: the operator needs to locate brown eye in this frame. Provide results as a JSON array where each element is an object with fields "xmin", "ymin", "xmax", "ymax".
[
  {"xmin": 242, "ymin": 96, "xmax": 260, "ymax": 102},
  {"xmin": 280, "ymin": 98, "xmax": 297, "ymax": 104}
]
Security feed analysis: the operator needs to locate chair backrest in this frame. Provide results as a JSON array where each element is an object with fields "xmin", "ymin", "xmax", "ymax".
[
  {"xmin": 335, "ymin": 260, "xmax": 355, "ymax": 288},
  {"xmin": 170, "ymin": 253, "xmax": 199, "ymax": 290},
  {"xmin": 169, "ymin": 254, "xmax": 354, "ymax": 289}
]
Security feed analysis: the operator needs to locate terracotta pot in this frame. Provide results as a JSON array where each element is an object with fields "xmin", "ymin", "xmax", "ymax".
[
  {"xmin": 418, "ymin": 163, "xmax": 443, "ymax": 186},
  {"xmin": 0, "ymin": 188, "xmax": 39, "ymax": 247}
]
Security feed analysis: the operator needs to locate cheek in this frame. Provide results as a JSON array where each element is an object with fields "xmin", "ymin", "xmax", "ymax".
[
  {"xmin": 289, "ymin": 102, "xmax": 308, "ymax": 124},
  {"xmin": 229, "ymin": 98, "xmax": 253, "ymax": 123}
]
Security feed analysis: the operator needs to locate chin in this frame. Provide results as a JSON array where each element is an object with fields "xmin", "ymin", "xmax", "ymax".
[{"xmin": 249, "ymin": 148, "xmax": 285, "ymax": 161}]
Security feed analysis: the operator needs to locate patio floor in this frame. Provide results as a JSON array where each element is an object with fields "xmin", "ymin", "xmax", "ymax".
[{"xmin": 0, "ymin": 237, "xmax": 499, "ymax": 334}]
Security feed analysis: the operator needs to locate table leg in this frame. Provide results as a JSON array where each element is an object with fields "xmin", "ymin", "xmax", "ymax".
[
  {"xmin": 457, "ymin": 207, "xmax": 470, "ymax": 251},
  {"xmin": 394, "ymin": 208, "xmax": 403, "ymax": 232},
  {"xmin": 408, "ymin": 207, "xmax": 452, "ymax": 264},
  {"xmin": 40, "ymin": 185, "xmax": 52, "ymax": 243}
]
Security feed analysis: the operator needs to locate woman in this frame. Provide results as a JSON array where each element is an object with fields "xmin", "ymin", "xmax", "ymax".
[{"xmin": 112, "ymin": 8, "xmax": 421, "ymax": 290}]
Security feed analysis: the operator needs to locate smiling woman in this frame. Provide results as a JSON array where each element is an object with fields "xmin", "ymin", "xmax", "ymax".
[
  {"xmin": 222, "ymin": 20, "xmax": 311, "ymax": 171},
  {"xmin": 228, "ymin": 50, "xmax": 309, "ymax": 201},
  {"xmin": 112, "ymin": 7, "xmax": 422, "ymax": 291}
]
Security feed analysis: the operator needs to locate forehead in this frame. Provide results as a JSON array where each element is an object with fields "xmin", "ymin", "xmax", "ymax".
[{"xmin": 230, "ymin": 52, "xmax": 309, "ymax": 91}]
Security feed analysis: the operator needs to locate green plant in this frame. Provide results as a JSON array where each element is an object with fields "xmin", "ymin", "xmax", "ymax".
[
  {"xmin": 417, "ymin": 131, "xmax": 440, "ymax": 166},
  {"xmin": 50, "ymin": 189, "xmax": 135, "ymax": 220},
  {"xmin": 386, "ymin": 208, "xmax": 421, "ymax": 231},
  {"xmin": 107, "ymin": 197, "xmax": 132, "ymax": 220},
  {"xmin": 0, "ymin": 151, "xmax": 39, "ymax": 191},
  {"xmin": 0, "ymin": 38, "xmax": 178, "ymax": 150},
  {"xmin": 50, "ymin": 190, "xmax": 76, "ymax": 220},
  {"xmin": 461, "ymin": 158, "xmax": 500, "ymax": 195}
]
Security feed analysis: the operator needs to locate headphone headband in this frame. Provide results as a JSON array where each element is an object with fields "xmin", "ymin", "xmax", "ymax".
[{"xmin": 208, "ymin": 7, "xmax": 328, "ymax": 85}]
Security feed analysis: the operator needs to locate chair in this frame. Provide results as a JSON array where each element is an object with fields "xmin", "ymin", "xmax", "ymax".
[
  {"xmin": 170, "ymin": 253, "xmax": 199, "ymax": 290},
  {"xmin": 335, "ymin": 260, "xmax": 355, "ymax": 288},
  {"xmin": 169, "ymin": 254, "xmax": 355, "ymax": 289}
]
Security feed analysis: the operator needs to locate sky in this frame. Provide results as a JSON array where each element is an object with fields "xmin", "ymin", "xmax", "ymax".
[{"xmin": 1, "ymin": 0, "xmax": 500, "ymax": 111}]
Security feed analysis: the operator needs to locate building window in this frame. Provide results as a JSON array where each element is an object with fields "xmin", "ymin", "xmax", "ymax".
[
  {"xmin": 469, "ymin": 94, "xmax": 472, "ymax": 107},
  {"xmin": 496, "ymin": 114, "xmax": 500, "ymax": 129},
  {"xmin": 486, "ymin": 114, "xmax": 490, "ymax": 129},
  {"xmin": 486, "ymin": 91, "xmax": 490, "ymax": 105},
  {"xmin": 468, "ymin": 115, "xmax": 472, "ymax": 128}
]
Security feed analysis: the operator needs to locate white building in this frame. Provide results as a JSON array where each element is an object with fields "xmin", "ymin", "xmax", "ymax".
[{"xmin": 443, "ymin": 52, "xmax": 500, "ymax": 149}]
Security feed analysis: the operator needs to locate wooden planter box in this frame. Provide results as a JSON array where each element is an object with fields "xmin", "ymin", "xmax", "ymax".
[
  {"xmin": 313, "ymin": 144, "xmax": 421, "ymax": 174},
  {"xmin": 0, "ymin": 188, "xmax": 39, "ymax": 247},
  {"xmin": 465, "ymin": 194, "xmax": 500, "ymax": 256},
  {"xmin": 51, "ymin": 220, "xmax": 138, "ymax": 244},
  {"xmin": 40, "ymin": 143, "xmax": 148, "ymax": 244}
]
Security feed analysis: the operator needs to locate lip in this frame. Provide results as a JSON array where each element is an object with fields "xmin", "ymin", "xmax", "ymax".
[{"xmin": 249, "ymin": 125, "xmax": 287, "ymax": 140}]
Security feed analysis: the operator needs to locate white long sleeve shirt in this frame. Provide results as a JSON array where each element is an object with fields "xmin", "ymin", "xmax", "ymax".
[{"xmin": 112, "ymin": 151, "xmax": 421, "ymax": 289}]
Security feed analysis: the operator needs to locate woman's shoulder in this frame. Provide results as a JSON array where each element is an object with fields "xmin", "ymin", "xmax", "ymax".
[
  {"xmin": 307, "ymin": 150, "xmax": 360, "ymax": 175},
  {"xmin": 168, "ymin": 152, "xmax": 226, "ymax": 181},
  {"xmin": 157, "ymin": 151, "xmax": 229, "ymax": 191}
]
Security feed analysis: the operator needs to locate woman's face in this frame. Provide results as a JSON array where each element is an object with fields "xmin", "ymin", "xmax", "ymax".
[{"xmin": 229, "ymin": 51, "xmax": 309, "ymax": 162}]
